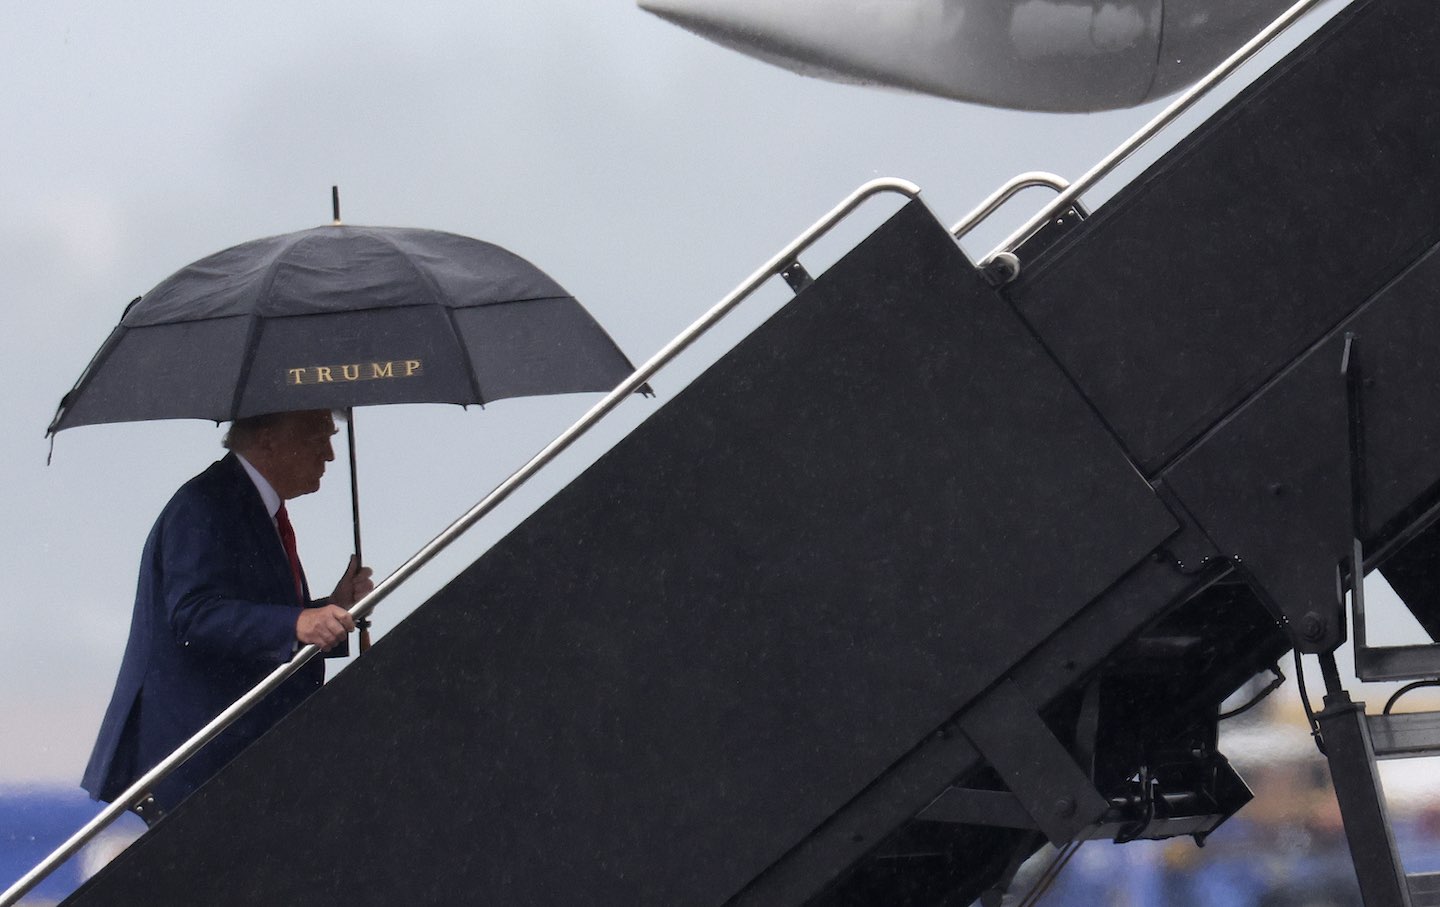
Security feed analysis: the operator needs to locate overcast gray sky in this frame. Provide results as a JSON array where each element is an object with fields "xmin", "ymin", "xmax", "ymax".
[{"xmin": 5, "ymin": 0, "xmax": 1391, "ymax": 805}]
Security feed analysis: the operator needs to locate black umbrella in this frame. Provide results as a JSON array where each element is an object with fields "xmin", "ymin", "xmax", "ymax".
[
  {"xmin": 49, "ymin": 196, "xmax": 637, "ymax": 645},
  {"xmin": 49, "ymin": 223, "xmax": 633, "ymax": 428}
]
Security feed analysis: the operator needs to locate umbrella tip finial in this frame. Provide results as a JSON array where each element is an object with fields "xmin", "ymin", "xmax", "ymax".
[{"xmin": 331, "ymin": 185, "xmax": 342, "ymax": 225}]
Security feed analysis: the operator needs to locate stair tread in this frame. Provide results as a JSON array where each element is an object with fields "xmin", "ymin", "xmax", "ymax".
[
  {"xmin": 1366, "ymin": 711, "xmax": 1440, "ymax": 759},
  {"xmin": 1410, "ymin": 871, "xmax": 1440, "ymax": 906}
]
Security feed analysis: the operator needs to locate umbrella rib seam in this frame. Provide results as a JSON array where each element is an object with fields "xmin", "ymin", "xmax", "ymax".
[
  {"xmin": 226, "ymin": 245, "xmax": 295, "ymax": 420},
  {"xmin": 364, "ymin": 228, "xmax": 487, "ymax": 404},
  {"xmin": 129, "ymin": 231, "xmax": 297, "ymax": 327},
  {"xmin": 47, "ymin": 324, "xmax": 128, "ymax": 435}
]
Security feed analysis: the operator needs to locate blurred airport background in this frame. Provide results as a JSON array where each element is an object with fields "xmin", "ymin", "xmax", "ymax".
[{"xmin": 1027, "ymin": 689, "xmax": 1440, "ymax": 906}]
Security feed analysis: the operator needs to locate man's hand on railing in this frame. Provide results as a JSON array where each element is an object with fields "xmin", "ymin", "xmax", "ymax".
[{"xmin": 297, "ymin": 604, "xmax": 357, "ymax": 652}]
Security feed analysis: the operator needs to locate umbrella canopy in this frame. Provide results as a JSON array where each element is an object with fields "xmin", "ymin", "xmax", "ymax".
[{"xmin": 49, "ymin": 223, "xmax": 636, "ymax": 433}]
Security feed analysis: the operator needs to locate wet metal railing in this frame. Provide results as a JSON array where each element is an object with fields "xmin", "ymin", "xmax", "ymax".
[
  {"xmin": 0, "ymin": 176, "xmax": 922, "ymax": 907},
  {"xmin": 950, "ymin": 171, "xmax": 1070, "ymax": 242}
]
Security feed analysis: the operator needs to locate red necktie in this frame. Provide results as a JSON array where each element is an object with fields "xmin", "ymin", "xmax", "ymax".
[{"xmin": 275, "ymin": 503, "xmax": 305, "ymax": 601}]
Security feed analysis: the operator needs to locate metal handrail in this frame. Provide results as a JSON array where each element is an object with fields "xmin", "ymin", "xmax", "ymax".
[
  {"xmin": 0, "ymin": 176, "xmax": 922, "ymax": 907},
  {"xmin": 982, "ymin": 0, "xmax": 1333, "ymax": 271},
  {"xmin": 950, "ymin": 171, "xmax": 1070, "ymax": 242}
]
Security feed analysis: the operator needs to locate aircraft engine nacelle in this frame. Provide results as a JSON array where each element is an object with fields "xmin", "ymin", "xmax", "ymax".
[{"xmin": 638, "ymin": 0, "xmax": 1298, "ymax": 112}]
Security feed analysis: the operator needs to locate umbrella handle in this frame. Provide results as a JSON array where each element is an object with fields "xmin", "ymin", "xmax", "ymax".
[{"xmin": 346, "ymin": 407, "xmax": 372, "ymax": 654}]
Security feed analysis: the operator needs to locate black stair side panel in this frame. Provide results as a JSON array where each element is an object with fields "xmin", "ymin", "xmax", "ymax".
[
  {"xmin": 65, "ymin": 201, "xmax": 1176, "ymax": 906},
  {"xmin": 1159, "ymin": 334, "xmax": 1354, "ymax": 649},
  {"xmin": 1348, "ymin": 241, "xmax": 1440, "ymax": 537},
  {"xmin": 1337, "ymin": 239, "xmax": 1440, "ymax": 639},
  {"xmin": 1007, "ymin": 0, "xmax": 1440, "ymax": 473},
  {"xmin": 1153, "ymin": 236, "xmax": 1440, "ymax": 649}
]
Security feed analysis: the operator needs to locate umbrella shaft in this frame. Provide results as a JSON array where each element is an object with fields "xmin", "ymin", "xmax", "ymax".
[{"xmin": 347, "ymin": 408, "xmax": 362, "ymax": 565}]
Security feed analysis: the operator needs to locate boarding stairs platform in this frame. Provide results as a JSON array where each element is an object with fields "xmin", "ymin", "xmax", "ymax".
[{"xmin": 6, "ymin": 0, "xmax": 1440, "ymax": 904}]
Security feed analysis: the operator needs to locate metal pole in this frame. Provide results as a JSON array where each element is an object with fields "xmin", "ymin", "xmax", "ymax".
[
  {"xmin": 346, "ymin": 406, "xmax": 371, "ymax": 653},
  {"xmin": 1315, "ymin": 691, "xmax": 1415, "ymax": 906},
  {"xmin": 0, "ymin": 176, "xmax": 922, "ymax": 907},
  {"xmin": 982, "ymin": 0, "xmax": 1332, "ymax": 269},
  {"xmin": 347, "ymin": 407, "xmax": 362, "ymax": 564}
]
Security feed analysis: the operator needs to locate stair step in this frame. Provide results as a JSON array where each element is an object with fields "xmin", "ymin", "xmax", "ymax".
[
  {"xmin": 1354, "ymin": 643, "xmax": 1440, "ymax": 683},
  {"xmin": 1410, "ymin": 871, "xmax": 1440, "ymax": 906},
  {"xmin": 1366, "ymin": 712, "xmax": 1440, "ymax": 759}
]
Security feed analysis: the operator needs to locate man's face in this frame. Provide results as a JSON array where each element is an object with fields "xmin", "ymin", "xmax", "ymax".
[{"xmin": 264, "ymin": 410, "xmax": 337, "ymax": 499}]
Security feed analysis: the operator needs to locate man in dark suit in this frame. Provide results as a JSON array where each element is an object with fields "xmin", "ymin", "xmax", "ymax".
[{"xmin": 82, "ymin": 410, "xmax": 374, "ymax": 816}]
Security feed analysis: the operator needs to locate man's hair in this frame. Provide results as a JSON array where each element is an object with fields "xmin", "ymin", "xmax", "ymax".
[
  {"xmin": 222, "ymin": 413, "xmax": 291, "ymax": 451},
  {"xmin": 224, "ymin": 410, "xmax": 345, "ymax": 451}
]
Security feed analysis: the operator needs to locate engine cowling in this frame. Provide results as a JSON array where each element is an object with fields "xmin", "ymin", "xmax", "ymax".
[{"xmin": 638, "ymin": 0, "xmax": 1298, "ymax": 112}]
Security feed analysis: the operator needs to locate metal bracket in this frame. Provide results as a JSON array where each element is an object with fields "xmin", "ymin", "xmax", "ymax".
[
  {"xmin": 1010, "ymin": 203, "xmax": 1088, "ymax": 268},
  {"xmin": 132, "ymin": 794, "xmax": 165, "ymax": 828},
  {"xmin": 955, "ymin": 680, "xmax": 1109, "ymax": 845},
  {"xmin": 779, "ymin": 259, "xmax": 814, "ymax": 293}
]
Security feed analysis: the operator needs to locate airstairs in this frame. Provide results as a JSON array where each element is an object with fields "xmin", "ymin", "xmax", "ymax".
[{"xmin": 8, "ymin": 0, "xmax": 1440, "ymax": 904}]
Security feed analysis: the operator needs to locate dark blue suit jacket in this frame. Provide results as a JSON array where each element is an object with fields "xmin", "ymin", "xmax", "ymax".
[{"xmin": 82, "ymin": 454, "xmax": 324, "ymax": 809}]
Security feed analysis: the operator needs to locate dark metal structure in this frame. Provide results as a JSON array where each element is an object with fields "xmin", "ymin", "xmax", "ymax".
[{"xmin": 54, "ymin": 0, "xmax": 1440, "ymax": 903}]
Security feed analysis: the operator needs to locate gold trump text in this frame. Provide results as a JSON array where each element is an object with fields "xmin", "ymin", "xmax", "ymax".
[{"xmin": 286, "ymin": 359, "xmax": 424, "ymax": 386}]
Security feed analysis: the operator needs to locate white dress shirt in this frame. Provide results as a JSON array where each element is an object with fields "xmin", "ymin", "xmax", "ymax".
[{"xmin": 235, "ymin": 452, "xmax": 282, "ymax": 529}]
